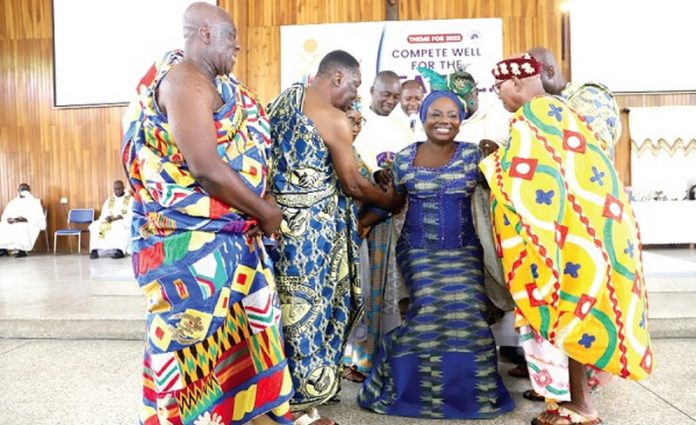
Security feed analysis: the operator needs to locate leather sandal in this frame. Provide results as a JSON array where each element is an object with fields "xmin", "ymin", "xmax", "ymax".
[
  {"xmin": 531, "ymin": 405, "xmax": 603, "ymax": 425},
  {"xmin": 523, "ymin": 389, "xmax": 545, "ymax": 402}
]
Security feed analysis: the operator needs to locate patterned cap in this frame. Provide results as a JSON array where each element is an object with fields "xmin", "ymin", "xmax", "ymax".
[{"xmin": 492, "ymin": 54, "xmax": 542, "ymax": 80}]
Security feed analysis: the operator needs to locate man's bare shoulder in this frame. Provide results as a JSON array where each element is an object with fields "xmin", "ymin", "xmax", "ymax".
[
  {"xmin": 158, "ymin": 62, "xmax": 215, "ymax": 112},
  {"xmin": 163, "ymin": 61, "xmax": 206, "ymax": 84},
  {"xmin": 305, "ymin": 99, "xmax": 344, "ymax": 128}
]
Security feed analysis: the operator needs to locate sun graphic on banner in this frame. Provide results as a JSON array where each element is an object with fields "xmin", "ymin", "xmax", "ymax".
[
  {"xmin": 293, "ymin": 38, "xmax": 322, "ymax": 85},
  {"xmin": 303, "ymin": 38, "xmax": 318, "ymax": 53}
]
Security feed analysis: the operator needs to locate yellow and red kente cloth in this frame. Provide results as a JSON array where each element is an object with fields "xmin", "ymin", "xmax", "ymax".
[{"xmin": 479, "ymin": 96, "xmax": 653, "ymax": 386}]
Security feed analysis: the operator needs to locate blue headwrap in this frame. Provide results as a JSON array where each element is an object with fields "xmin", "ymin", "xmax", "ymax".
[{"xmin": 419, "ymin": 90, "xmax": 467, "ymax": 124}]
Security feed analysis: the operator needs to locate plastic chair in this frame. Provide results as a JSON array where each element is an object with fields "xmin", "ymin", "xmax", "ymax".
[
  {"xmin": 54, "ymin": 208, "xmax": 94, "ymax": 254},
  {"xmin": 38, "ymin": 209, "xmax": 50, "ymax": 252}
]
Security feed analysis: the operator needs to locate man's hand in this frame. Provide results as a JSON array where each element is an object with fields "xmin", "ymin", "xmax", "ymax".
[
  {"xmin": 258, "ymin": 193, "xmax": 282, "ymax": 236},
  {"xmin": 479, "ymin": 139, "xmax": 499, "ymax": 157},
  {"xmin": 381, "ymin": 184, "xmax": 405, "ymax": 213},
  {"xmin": 374, "ymin": 169, "xmax": 393, "ymax": 192},
  {"xmin": 357, "ymin": 220, "xmax": 372, "ymax": 240}
]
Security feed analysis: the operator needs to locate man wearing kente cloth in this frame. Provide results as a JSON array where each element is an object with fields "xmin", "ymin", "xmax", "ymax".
[
  {"xmin": 528, "ymin": 47, "xmax": 621, "ymax": 159},
  {"xmin": 480, "ymin": 54, "xmax": 652, "ymax": 425},
  {"xmin": 268, "ymin": 50, "xmax": 400, "ymax": 424},
  {"xmin": 121, "ymin": 3, "xmax": 292, "ymax": 424},
  {"xmin": 89, "ymin": 180, "xmax": 134, "ymax": 259}
]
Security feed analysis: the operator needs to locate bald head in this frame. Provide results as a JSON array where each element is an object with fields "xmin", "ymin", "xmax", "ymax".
[
  {"xmin": 183, "ymin": 2, "xmax": 231, "ymax": 37},
  {"xmin": 528, "ymin": 47, "xmax": 566, "ymax": 95},
  {"xmin": 182, "ymin": 2, "xmax": 239, "ymax": 75},
  {"xmin": 113, "ymin": 180, "xmax": 125, "ymax": 197},
  {"xmin": 400, "ymin": 80, "xmax": 424, "ymax": 115}
]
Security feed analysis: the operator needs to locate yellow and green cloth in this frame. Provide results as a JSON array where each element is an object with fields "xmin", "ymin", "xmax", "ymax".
[{"xmin": 479, "ymin": 96, "xmax": 652, "ymax": 386}]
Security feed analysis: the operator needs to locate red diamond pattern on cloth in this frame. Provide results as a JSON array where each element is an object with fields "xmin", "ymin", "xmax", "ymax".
[
  {"xmin": 562, "ymin": 129, "xmax": 587, "ymax": 153},
  {"xmin": 574, "ymin": 293, "xmax": 598, "ymax": 320},
  {"xmin": 602, "ymin": 194, "xmax": 624, "ymax": 222},
  {"xmin": 526, "ymin": 283, "xmax": 546, "ymax": 307},
  {"xmin": 509, "ymin": 157, "xmax": 538, "ymax": 180},
  {"xmin": 554, "ymin": 222, "xmax": 569, "ymax": 248}
]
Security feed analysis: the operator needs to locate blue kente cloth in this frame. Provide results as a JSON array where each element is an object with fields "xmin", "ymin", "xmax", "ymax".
[{"xmin": 358, "ymin": 142, "xmax": 514, "ymax": 419}]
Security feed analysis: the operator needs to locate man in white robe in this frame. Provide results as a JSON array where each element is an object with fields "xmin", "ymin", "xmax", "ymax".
[
  {"xmin": 0, "ymin": 183, "xmax": 46, "ymax": 258},
  {"xmin": 392, "ymin": 79, "xmax": 425, "ymax": 143},
  {"xmin": 353, "ymin": 71, "xmax": 412, "ymax": 171},
  {"xmin": 89, "ymin": 180, "xmax": 133, "ymax": 259}
]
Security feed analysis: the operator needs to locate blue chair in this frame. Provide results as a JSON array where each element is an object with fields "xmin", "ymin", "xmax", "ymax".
[{"xmin": 54, "ymin": 208, "xmax": 94, "ymax": 254}]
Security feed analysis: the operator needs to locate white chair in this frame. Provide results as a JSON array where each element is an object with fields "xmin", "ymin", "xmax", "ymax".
[{"xmin": 38, "ymin": 209, "xmax": 50, "ymax": 252}]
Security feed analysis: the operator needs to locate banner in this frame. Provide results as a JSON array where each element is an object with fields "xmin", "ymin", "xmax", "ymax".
[{"xmin": 280, "ymin": 18, "xmax": 503, "ymax": 102}]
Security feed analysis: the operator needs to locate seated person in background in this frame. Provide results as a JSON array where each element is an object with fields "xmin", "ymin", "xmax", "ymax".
[
  {"xmin": 89, "ymin": 180, "xmax": 134, "ymax": 259},
  {"xmin": 0, "ymin": 183, "xmax": 46, "ymax": 258}
]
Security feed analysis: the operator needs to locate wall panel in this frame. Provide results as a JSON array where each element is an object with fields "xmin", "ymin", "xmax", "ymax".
[{"xmin": 1, "ymin": 0, "xmax": 692, "ymax": 252}]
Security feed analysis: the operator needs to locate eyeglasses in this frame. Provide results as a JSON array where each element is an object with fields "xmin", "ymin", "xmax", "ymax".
[
  {"xmin": 348, "ymin": 117, "xmax": 366, "ymax": 127},
  {"xmin": 491, "ymin": 79, "xmax": 511, "ymax": 95}
]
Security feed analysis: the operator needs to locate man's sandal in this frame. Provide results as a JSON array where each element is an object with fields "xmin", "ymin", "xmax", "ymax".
[
  {"xmin": 522, "ymin": 389, "xmax": 545, "ymax": 402},
  {"xmin": 293, "ymin": 408, "xmax": 339, "ymax": 425},
  {"xmin": 508, "ymin": 364, "xmax": 530, "ymax": 378},
  {"xmin": 341, "ymin": 366, "xmax": 366, "ymax": 383},
  {"xmin": 531, "ymin": 405, "xmax": 603, "ymax": 425}
]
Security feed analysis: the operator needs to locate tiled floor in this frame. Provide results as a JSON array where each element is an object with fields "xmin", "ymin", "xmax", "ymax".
[
  {"xmin": 1, "ymin": 249, "xmax": 693, "ymax": 329},
  {"xmin": 0, "ymin": 338, "xmax": 693, "ymax": 424},
  {"xmin": 0, "ymin": 248, "xmax": 694, "ymax": 424}
]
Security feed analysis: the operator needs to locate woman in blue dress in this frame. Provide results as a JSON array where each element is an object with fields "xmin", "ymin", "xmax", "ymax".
[{"xmin": 357, "ymin": 90, "xmax": 514, "ymax": 419}]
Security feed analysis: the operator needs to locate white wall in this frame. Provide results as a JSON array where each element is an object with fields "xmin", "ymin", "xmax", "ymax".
[
  {"xmin": 53, "ymin": 0, "xmax": 215, "ymax": 107},
  {"xmin": 570, "ymin": 0, "xmax": 696, "ymax": 93}
]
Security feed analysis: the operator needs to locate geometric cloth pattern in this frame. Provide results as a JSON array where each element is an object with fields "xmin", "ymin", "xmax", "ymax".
[
  {"xmin": 121, "ymin": 50, "xmax": 292, "ymax": 424},
  {"xmin": 342, "ymin": 149, "xmax": 402, "ymax": 376},
  {"xmin": 562, "ymin": 81, "xmax": 621, "ymax": 159},
  {"xmin": 479, "ymin": 96, "xmax": 653, "ymax": 381},
  {"xmin": 343, "ymin": 215, "xmax": 404, "ymax": 376},
  {"xmin": 519, "ymin": 325, "xmax": 612, "ymax": 402},
  {"xmin": 268, "ymin": 83, "xmax": 362, "ymax": 411},
  {"xmin": 358, "ymin": 143, "xmax": 514, "ymax": 419}
]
